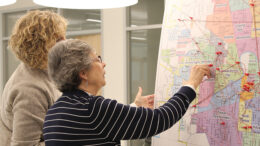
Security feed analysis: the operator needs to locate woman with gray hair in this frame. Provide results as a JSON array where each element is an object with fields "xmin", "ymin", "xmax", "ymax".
[{"xmin": 43, "ymin": 39, "xmax": 211, "ymax": 146}]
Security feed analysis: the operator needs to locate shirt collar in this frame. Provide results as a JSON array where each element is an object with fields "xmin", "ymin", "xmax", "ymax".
[{"xmin": 62, "ymin": 88, "xmax": 93, "ymax": 98}]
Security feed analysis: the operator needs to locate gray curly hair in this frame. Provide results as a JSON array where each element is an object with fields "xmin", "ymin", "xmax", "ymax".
[{"xmin": 48, "ymin": 39, "xmax": 94, "ymax": 92}]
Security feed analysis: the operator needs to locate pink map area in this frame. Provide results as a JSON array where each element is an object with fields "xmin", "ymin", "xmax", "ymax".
[
  {"xmin": 191, "ymin": 102, "xmax": 242, "ymax": 146},
  {"xmin": 231, "ymin": 8, "xmax": 260, "ymax": 58},
  {"xmin": 206, "ymin": 0, "xmax": 235, "ymax": 43},
  {"xmin": 198, "ymin": 80, "xmax": 215, "ymax": 107}
]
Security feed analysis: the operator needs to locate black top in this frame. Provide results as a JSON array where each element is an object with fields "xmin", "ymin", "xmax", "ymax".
[{"xmin": 43, "ymin": 86, "xmax": 196, "ymax": 146}]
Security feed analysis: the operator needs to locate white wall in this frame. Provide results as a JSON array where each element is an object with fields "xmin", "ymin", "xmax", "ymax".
[
  {"xmin": 102, "ymin": 9, "xmax": 127, "ymax": 146},
  {"xmin": 102, "ymin": 8, "xmax": 127, "ymax": 103}
]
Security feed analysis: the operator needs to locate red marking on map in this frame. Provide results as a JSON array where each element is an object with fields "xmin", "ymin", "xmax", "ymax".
[
  {"xmin": 216, "ymin": 51, "xmax": 223, "ymax": 55},
  {"xmin": 247, "ymin": 82, "xmax": 254, "ymax": 86},
  {"xmin": 242, "ymin": 126, "xmax": 248, "ymax": 129}
]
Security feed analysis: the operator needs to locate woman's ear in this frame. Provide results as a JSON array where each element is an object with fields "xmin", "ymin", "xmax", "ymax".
[{"xmin": 79, "ymin": 70, "xmax": 88, "ymax": 80}]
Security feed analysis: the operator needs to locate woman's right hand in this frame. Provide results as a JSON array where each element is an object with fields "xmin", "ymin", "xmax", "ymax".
[{"xmin": 185, "ymin": 64, "xmax": 211, "ymax": 89}]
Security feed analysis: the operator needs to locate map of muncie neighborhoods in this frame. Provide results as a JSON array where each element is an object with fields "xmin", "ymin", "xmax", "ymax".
[{"xmin": 152, "ymin": 0, "xmax": 260, "ymax": 146}]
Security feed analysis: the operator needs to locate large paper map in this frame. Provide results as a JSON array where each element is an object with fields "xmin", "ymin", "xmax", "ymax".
[{"xmin": 152, "ymin": 0, "xmax": 260, "ymax": 146}]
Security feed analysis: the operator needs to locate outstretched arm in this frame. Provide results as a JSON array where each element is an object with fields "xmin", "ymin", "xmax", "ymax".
[
  {"xmin": 100, "ymin": 86, "xmax": 195, "ymax": 141},
  {"xmin": 106, "ymin": 64, "xmax": 211, "ymax": 140}
]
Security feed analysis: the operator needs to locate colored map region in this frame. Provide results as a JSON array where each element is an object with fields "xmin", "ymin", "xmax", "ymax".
[{"xmin": 152, "ymin": 0, "xmax": 260, "ymax": 146}]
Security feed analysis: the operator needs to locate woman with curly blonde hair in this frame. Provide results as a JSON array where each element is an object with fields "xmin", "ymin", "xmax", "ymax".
[{"xmin": 0, "ymin": 10, "xmax": 67, "ymax": 146}]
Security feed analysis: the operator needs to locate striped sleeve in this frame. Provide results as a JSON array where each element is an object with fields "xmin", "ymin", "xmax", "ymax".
[{"xmin": 91, "ymin": 86, "xmax": 196, "ymax": 141}]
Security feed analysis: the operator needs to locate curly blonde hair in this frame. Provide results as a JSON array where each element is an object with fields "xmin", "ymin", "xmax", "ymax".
[{"xmin": 9, "ymin": 10, "xmax": 67, "ymax": 69}]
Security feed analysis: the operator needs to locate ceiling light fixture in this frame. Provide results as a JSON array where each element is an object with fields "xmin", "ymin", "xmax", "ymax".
[
  {"xmin": 33, "ymin": 0, "xmax": 138, "ymax": 9},
  {"xmin": 0, "ymin": 0, "xmax": 16, "ymax": 7},
  {"xmin": 131, "ymin": 37, "xmax": 146, "ymax": 41},
  {"xmin": 86, "ymin": 19, "xmax": 102, "ymax": 23}
]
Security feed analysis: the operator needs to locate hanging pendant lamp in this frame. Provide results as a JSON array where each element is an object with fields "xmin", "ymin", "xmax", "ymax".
[
  {"xmin": 0, "ymin": 0, "xmax": 16, "ymax": 7},
  {"xmin": 33, "ymin": 0, "xmax": 138, "ymax": 9}
]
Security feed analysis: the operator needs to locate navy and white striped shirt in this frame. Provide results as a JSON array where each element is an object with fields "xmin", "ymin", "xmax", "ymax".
[{"xmin": 43, "ymin": 86, "xmax": 196, "ymax": 146}]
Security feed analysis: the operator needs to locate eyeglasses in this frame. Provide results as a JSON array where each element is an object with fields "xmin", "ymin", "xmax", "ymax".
[
  {"xmin": 92, "ymin": 55, "xmax": 102, "ymax": 63},
  {"xmin": 97, "ymin": 55, "xmax": 102, "ymax": 63}
]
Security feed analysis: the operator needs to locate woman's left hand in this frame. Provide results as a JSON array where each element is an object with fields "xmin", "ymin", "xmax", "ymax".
[{"xmin": 134, "ymin": 87, "xmax": 154, "ymax": 109}]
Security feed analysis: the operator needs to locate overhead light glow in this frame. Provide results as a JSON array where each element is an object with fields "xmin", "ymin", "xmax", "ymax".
[
  {"xmin": 33, "ymin": 0, "xmax": 138, "ymax": 9},
  {"xmin": 86, "ymin": 19, "xmax": 102, "ymax": 23},
  {"xmin": 0, "ymin": 0, "xmax": 16, "ymax": 7},
  {"xmin": 131, "ymin": 37, "xmax": 146, "ymax": 41}
]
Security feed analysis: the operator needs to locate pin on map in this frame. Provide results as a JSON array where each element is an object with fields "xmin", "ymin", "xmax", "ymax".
[
  {"xmin": 220, "ymin": 122, "xmax": 225, "ymax": 125},
  {"xmin": 192, "ymin": 104, "xmax": 197, "ymax": 108},
  {"xmin": 242, "ymin": 126, "xmax": 252, "ymax": 129}
]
